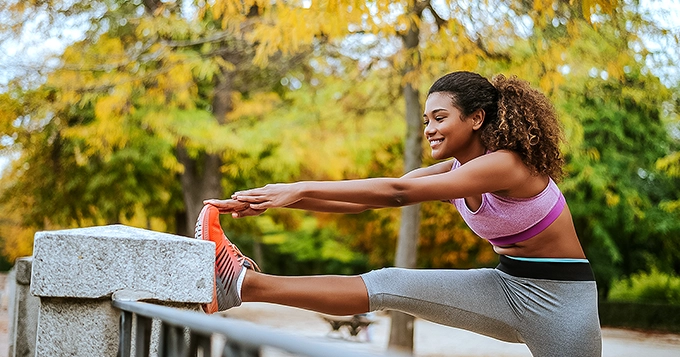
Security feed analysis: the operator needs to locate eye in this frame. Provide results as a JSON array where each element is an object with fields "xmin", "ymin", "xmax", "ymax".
[
  {"xmin": 423, "ymin": 119, "xmax": 429, "ymax": 126},
  {"xmin": 435, "ymin": 116, "xmax": 445, "ymax": 122}
]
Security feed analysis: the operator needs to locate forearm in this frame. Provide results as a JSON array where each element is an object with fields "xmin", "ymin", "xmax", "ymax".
[
  {"xmin": 296, "ymin": 178, "xmax": 409, "ymax": 207},
  {"xmin": 286, "ymin": 198, "xmax": 378, "ymax": 213},
  {"xmin": 230, "ymin": 154, "xmax": 523, "ymax": 212},
  {"xmin": 232, "ymin": 175, "xmax": 439, "ymax": 211}
]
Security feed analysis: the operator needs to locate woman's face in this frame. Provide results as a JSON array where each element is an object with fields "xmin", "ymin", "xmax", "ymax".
[{"xmin": 423, "ymin": 92, "xmax": 479, "ymax": 160}]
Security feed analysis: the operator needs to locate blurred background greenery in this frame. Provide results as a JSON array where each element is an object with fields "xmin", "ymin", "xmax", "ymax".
[{"xmin": 0, "ymin": 0, "xmax": 679, "ymax": 310}]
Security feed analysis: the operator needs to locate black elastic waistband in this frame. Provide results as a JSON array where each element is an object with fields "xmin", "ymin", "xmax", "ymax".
[{"xmin": 496, "ymin": 255, "xmax": 595, "ymax": 281}]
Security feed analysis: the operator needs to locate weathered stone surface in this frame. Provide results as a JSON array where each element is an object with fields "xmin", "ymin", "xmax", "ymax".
[
  {"xmin": 31, "ymin": 224, "xmax": 213, "ymax": 302},
  {"xmin": 12, "ymin": 257, "xmax": 40, "ymax": 357},
  {"xmin": 6, "ymin": 267, "xmax": 16, "ymax": 357},
  {"xmin": 34, "ymin": 298, "xmax": 119, "ymax": 357},
  {"xmin": 14, "ymin": 257, "xmax": 32, "ymax": 285},
  {"xmin": 29, "ymin": 225, "xmax": 215, "ymax": 357}
]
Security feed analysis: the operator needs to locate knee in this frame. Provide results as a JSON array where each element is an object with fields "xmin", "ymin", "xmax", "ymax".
[
  {"xmin": 362, "ymin": 268, "xmax": 408, "ymax": 291},
  {"xmin": 360, "ymin": 268, "xmax": 409, "ymax": 309}
]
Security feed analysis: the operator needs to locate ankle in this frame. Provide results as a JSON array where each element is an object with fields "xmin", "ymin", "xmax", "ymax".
[{"xmin": 240, "ymin": 270, "xmax": 257, "ymax": 302}]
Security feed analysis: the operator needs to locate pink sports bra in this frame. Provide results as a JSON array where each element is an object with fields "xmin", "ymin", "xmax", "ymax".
[{"xmin": 449, "ymin": 159, "xmax": 566, "ymax": 246}]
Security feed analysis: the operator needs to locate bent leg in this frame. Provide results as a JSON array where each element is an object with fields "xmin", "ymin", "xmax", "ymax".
[{"xmin": 241, "ymin": 272, "xmax": 370, "ymax": 316}]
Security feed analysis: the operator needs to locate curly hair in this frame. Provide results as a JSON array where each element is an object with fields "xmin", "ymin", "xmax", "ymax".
[{"xmin": 427, "ymin": 71, "xmax": 565, "ymax": 180}]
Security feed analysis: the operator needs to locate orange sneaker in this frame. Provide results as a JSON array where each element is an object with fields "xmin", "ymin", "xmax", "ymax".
[{"xmin": 195, "ymin": 204, "xmax": 260, "ymax": 314}]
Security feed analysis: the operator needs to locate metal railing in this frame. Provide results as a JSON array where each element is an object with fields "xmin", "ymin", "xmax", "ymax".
[{"xmin": 113, "ymin": 297, "xmax": 397, "ymax": 357}]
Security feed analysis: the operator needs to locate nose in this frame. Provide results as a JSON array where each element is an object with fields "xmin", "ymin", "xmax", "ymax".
[{"xmin": 424, "ymin": 120, "xmax": 436, "ymax": 137}]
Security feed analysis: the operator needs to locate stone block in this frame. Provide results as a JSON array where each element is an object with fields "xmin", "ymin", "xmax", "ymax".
[
  {"xmin": 31, "ymin": 224, "xmax": 213, "ymax": 302},
  {"xmin": 14, "ymin": 257, "xmax": 32, "ymax": 285},
  {"xmin": 6, "ymin": 267, "xmax": 16, "ymax": 357},
  {"xmin": 30, "ymin": 225, "xmax": 215, "ymax": 357},
  {"xmin": 35, "ymin": 298, "xmax": 119, "ymax": 356},
  {"xmin": 11, "ymin": 257, "xmax": 40, "ymax": 357}
]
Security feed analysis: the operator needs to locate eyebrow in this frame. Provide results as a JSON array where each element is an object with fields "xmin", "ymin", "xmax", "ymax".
[{"xmin": 423, "ymin": 108, "xmax": 447, "ymax": 117}]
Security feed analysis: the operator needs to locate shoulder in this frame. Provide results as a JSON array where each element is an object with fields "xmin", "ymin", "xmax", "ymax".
[
  {"xmin": 468, "ymin": 150, "xmax": 527, "ymax": 172},
  {"xmin": 483, "ymin": 150, "xmax": 525, "ymax": 167},
  {"xmin": 396, "ymin": 151, "xmax": 537, "ymax": 201},
  {"xmin": 460, "ymin": 150, "xmax": 536, "ymax": 190},
  {"xmin": 480, "ymin": 150, "xmax": 549, "ymax": 196}
]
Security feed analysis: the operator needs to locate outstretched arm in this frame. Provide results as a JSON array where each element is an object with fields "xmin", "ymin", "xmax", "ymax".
[
  {"xmin": 204, "ymin": 197, "xmax": 379, "ymax": 217},
  {"xmin": 283, "ymin": 159, "xmax": 452, "ymax": 213},
  {"xmin": 232, "ymin": 151, "xmax": 531, "ymax": 210},
  {"xmin": 206, "ymin": 160, "xmax": 457, "ymax": 217}
]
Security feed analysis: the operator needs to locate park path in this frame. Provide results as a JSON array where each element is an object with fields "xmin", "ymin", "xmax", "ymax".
[
  {"xmin": 1, "ymin": 270, "xmax": 680, "ymax": 356},
  {"xmin": 224, "ymin": 302, "xmax": 680, "ymax": 357}
]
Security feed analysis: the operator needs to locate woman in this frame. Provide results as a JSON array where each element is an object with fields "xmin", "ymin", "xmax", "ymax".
[{"xmin": 197, "ymin": 71, "xmax": 602, "ymax": 356}]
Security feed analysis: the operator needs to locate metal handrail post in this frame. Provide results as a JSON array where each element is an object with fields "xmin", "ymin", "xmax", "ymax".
[{"xmin": 112, "ymin": 297, "xmax": 407, "ymax": 357}]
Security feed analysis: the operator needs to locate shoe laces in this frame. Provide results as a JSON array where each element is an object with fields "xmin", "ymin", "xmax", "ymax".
[{"xmin": 229, "ymin": 242, "xmax": 261, "ymax": 272}]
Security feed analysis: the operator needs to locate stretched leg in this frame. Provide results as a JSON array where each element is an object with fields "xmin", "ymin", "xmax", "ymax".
[
  {"xmin": 197, "ymin": 204, "xmax": 369, "ymax": 315},
  {"xmin": 242, "ymin": 272, "xmax": 369, "ymax": 316}
]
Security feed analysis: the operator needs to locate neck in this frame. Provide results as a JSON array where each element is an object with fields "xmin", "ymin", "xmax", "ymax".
[{"xmin": 456, "ymin": 141, "xmax": 487, "ymax": 164}]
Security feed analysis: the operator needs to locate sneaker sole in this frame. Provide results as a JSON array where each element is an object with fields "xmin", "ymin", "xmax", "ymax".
[
  {"xmin": 196, "ymin": 205, "xmax": 223, "ymax": 314},
  {"xmin": 196, "ymin": 204, "xmax": 245, "ymax": 313}
]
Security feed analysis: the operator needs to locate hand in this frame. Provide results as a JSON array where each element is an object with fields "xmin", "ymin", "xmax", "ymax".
[
  {"xmin": 232, "ymin": 206, "xmax": 267, "ymax": 218},
  {"xmin": 231, "ymin": 183, "xmax": 301, "ymax": 210},
  {"xmin": 203, "ymin": 199, "xmax": 249, "ymax": 213},
  {"xmin": 203, "ymin": 199, "xmax": 268, "ymax": 218}
]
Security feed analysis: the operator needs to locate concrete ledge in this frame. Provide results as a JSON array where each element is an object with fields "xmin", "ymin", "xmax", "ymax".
[
  {"xmin": 29, "ymin": 225, "xmax": 215, "ymax": 357},
  {"xmin": 15, "ymin": 257, "xmax": 32, "ymax": 285},
  {"xmin": 35, "ymin": 297, "xmax": 120, "ymax": 356},
  {"xmin": 31, "ymin": 225, "xmax": 213, "ymax": 302},
  {"xmin": 12, "ymin": 257, "xmax": 40, "ymax": 357}
]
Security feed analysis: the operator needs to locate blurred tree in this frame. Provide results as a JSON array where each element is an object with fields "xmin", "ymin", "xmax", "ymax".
[
  {"xmin": 559, "ymin": 69, "xmax": 680, "ymax": 296},
  {"xmin": 0, "ymin": 0, "xmax": 309, "ymax": 240},
  {"xmin": 655, "ymin": 91, "xmax": 680, "ymax": 215},
  {"xmin": 0, "ymin": 83, "xmax": 184, "ymax": 260}
]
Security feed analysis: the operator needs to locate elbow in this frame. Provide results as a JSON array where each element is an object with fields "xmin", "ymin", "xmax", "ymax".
[
  {"xmin": 389, "ymin": 193, "xmax": 407, "ymax": 207},
  {"xmin": 386, "ymin": 183, "xmax": 411, "ymax": 207}
]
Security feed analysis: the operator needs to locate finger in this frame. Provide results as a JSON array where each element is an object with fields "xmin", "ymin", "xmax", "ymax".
[
  {"xmin": 232, "ymin": 208, "xmax": 261, "ymax": 218},
  {"xmin": 217, "ymin": 207, "xmax": 240, "ymax": 214},
  {"xmin": 204, "ymin": 199, "xmax": 231, "ymax": 206},
  {"xmin": 233, "ymin": 186, "xmax": 271, "ymax": 197},
  {"xmin": 204, "ymin": 199, "xmax": 249, "ymax": 211},
  {"xmin": 248, "ymin": 202, "xmax": 270, "ymax": 210},
  {"xmin": 232, "ymin": 189, "xmax": 259, "ymax": 197},
  {"xmin": 233, "ymin": 195, "xmax": 268, "ymax": 203}
]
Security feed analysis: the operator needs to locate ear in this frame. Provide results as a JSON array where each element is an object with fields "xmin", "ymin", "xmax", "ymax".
[{"xmin": 470, "ymin": 109, "xmax": 485, "ymax": 130}]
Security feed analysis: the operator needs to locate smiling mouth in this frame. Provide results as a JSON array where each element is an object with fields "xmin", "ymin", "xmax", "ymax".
[{"xmin": 429, "ymin": 139, "xmax": 443, "ymax": 147}]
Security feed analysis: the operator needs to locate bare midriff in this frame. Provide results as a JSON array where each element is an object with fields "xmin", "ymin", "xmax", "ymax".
[{"xmin": 491, "ymin": 207, "xmax": 586, "ymax": 259}]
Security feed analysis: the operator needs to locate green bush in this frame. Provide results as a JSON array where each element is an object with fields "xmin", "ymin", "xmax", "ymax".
[
  {"xmin": 608, "ymin": 269, "xmax": 680, "ymax": 305},
  {"xmin": 599, "ymin": 302, "xmax": 680, "ymax": 333}
]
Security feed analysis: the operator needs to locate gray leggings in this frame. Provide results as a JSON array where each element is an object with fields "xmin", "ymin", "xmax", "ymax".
[{"xmin": 361, "ymin": 262, "xmax": 601, "ymax": 357}]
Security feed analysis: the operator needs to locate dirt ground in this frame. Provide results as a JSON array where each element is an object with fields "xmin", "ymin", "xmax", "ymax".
[{"xmin": 1, "ymin": 270, "xmax": 680, "ymax": 357}]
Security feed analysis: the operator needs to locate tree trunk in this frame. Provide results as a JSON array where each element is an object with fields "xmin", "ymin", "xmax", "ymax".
[
  {"xmin": 176, "ymin": 149, "xmax": 222, "ymax": 237},
  {"xmin": 139, "ymin": 0, "xmax": 225, "ymax": 237},
  {"xmin": 389, "ymin": 8, "xmax": 423, "ymax": 352},
  {"xmin": 175, "ymin": 70, "xmax": 232, "ymax": 237}
]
